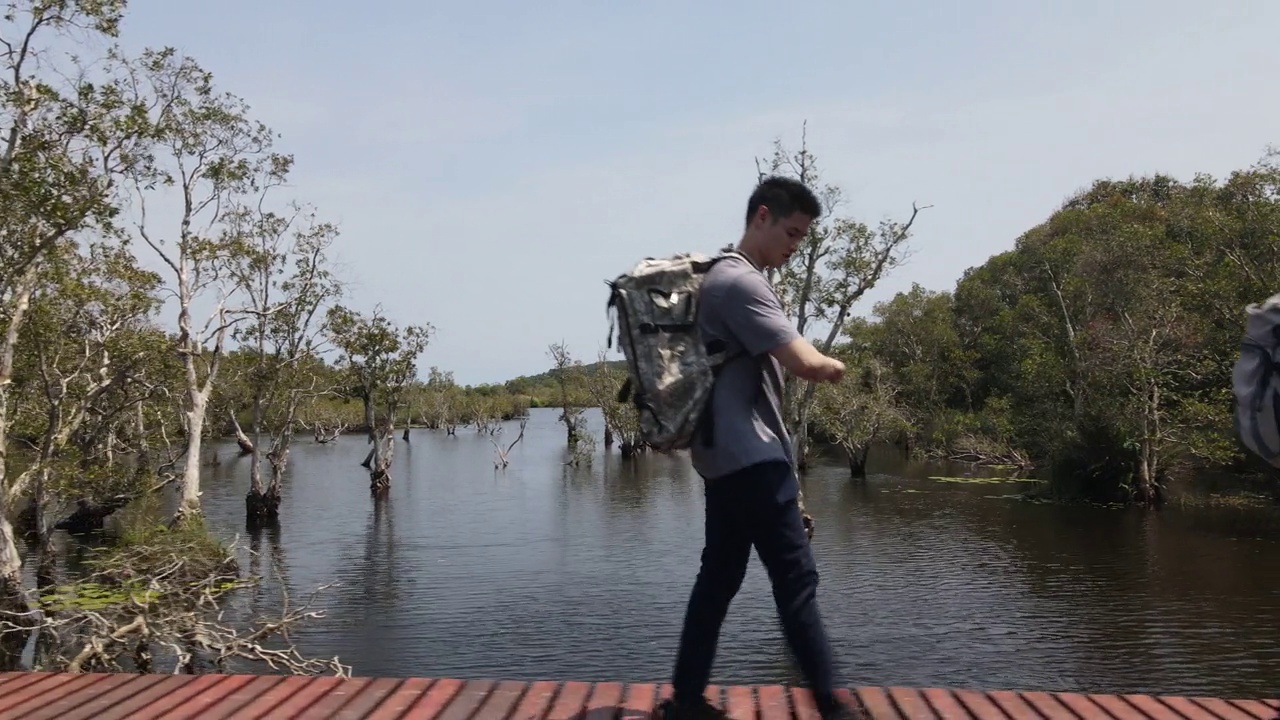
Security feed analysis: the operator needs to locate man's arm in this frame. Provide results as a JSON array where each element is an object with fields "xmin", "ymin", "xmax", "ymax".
[
  {"xmin": 769, "ymin": 337, "xmax": 845, "ymax": 383},
  {"xmin": 719, "ymin": 273, "xmax": 845, "ymax": 383}
]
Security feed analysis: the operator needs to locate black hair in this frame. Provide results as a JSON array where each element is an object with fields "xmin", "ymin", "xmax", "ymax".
[{"xmin": 745, "ymin": 175, "xmax": 822, "ymax": 227}]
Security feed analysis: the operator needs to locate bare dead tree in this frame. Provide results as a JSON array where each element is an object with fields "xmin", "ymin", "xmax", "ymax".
[
  {"xmin": 313, "ymin": 421, "xmax": 345, "ymax": 444},
  {"xmin": 472, "ymin": 404, "xmax": 501, "ymax": 436},
  {"xmin": 491, "ymin": 418, "xmax": 528, "ymax": 469}
]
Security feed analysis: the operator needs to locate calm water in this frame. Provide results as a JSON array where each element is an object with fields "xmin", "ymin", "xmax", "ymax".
[{"xmin": 194, "ymin": 408, "xmax": 1280, "ymax": 697}]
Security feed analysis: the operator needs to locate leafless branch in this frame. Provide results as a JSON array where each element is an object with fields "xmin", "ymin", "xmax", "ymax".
[
  {"xmin": 0, "ymin": 534, "xmax": 350, "ymax": 677},
  {"xmin": 491, "ymin": 418, "xmax": 527, "ymax": 468}
]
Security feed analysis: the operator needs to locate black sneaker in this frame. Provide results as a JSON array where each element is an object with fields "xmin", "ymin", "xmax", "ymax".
[{"xmin": 656, "ymin": 697, "xmax": 729, "ymax": 720}]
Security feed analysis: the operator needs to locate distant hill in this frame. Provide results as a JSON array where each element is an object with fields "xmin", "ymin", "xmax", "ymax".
[
  {"xmin": 499, "ymin": 359, "xmax": 627, "ymax": 407},
  {"xmin": 502, "ymin": 359, "xmax": 626, "ymax": 392}
]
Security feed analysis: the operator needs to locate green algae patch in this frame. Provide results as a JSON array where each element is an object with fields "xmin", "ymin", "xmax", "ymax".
[{"xmin": 39, "ymin": 577, "xmax": 243, "ymax": 612}]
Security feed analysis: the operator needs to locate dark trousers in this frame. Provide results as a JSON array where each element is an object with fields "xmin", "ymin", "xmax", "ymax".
[{"xmin": 671, "ymin": 460, "xmax": 837, "ymax": 710}]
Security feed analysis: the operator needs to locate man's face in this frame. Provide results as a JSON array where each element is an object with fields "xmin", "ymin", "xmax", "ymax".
[{"xmin": 754, "ymin": 206, "xmax": 812, "ymax": 268}]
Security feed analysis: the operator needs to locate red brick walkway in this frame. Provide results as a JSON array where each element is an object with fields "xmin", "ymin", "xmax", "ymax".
[{"xmin": 0, "ymin": 672, "xmax": 1274, "ymax": 719}]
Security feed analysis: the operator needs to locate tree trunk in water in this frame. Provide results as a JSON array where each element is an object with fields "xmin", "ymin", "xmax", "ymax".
[
  {"xmin": 1134, "ymin": 442, "xmax": 1164, "ymax": 507},
  {"xmin": 363, "ymin": 398, "xmax": 375, "ymax": 442},
  {"xmin": 604, "ymin": 425, "xmax": 614, "ymax": 448},
  {"xmin": 245, "ymin": 484, "xmax": 282, "ymax": 525},
  {"xmin": 369, "ymin": 428, "xmax": 394, "ymax": 494},
  {"xmin": 32, "ymin": 538, "xmax": 56, "ymax": 671},
  {"xmin": 1134, "ymin": 382, "xmax": 1163, "ymax": 508},
  {"xmin": 245, "ymin": 383, "xmax": 268, "ymax": 526},
  {"xmin": 245, "ymin": 447, "xmax": 277, "ymax": 525},
  {"xmin": 847, "ymin": 446, "xmax": 869, "ymax": 478},
  {"xmin": 35, "ymin": 535, "xmax": 55, "ymax": 599},
  {"xmin": 32, "ymin": 468, "xmax": 56, "ymax": 589},
  {"xmin": 0, "ymin": 518, "xmax": 31, "ymax": 671},
  {"xmin": 249, "ymin": 441, "xmax": 288, "ymax": 525},
  {"xmin": 268, "ymin": 446, "xmax": 289, "ymax": 497},
  {"xmin": 248, "ymin": 444, "xmax": 264, "ymax": 497},
  {"xmin": 360, "ymin": 397, "xmax": 376, "ymax": 468},
  {"xmin": 175, "ymin": 399, "xmax": 206, "ymax": 525},
  {"xmin": 0, "ymin": 278, "xmax": 34, "ymax": 669}
]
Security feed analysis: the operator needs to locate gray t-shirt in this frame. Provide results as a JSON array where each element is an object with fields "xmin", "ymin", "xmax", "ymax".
[{"xmin": 690, "ymin": 253, "xmax": 801, "ymax": 480}]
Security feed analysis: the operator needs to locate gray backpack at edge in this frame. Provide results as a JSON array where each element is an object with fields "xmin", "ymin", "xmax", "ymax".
[{"xmin": 1232, "ymin": 292, "xmax": 1280, "ymax": 468}]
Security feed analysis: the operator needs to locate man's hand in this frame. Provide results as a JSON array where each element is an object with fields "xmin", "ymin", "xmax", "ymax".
[
  {"xmin": 817, "ymin": 356, "xmax": 845, "ymax": 383},
  {"xmin": 771, "ymin": 338, "xmax": 846, "ymax": 383}
]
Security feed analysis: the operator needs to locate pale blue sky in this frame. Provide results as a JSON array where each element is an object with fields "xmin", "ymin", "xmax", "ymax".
[{"xmin": 117, "ymin": 1, "xmax": 1280, "ymax": 386}]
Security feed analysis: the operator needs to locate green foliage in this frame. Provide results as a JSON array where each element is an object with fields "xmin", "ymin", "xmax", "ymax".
[
  {"xmin": 810, "ymin": 346, "xmax": 913, "ymax": 473},
  {"xmin": 582, "ymin": 350, "xmax": 641, "ymax": 450},
  {"xmin": 325, "ymin": 304, "xmax": 431, "ymax": 424},
  {"xmin": 110, "ymin": 497, "xmax": 231, "ymax": 569},
  {"xmin": 821, "ymin": 158, "xmax": 1280, "ymax": 502}
]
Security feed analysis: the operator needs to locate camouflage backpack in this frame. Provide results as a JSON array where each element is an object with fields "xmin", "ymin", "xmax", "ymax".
[
  {"xmin": 605, "ymin": 249, "xmax": 746, "ymax": 453},
  {"xmin": 1232, "ymin": 292, "xmax": 1280, "ymax": 467}
]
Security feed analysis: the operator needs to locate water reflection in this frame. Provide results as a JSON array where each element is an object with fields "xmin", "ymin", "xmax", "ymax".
[{"xmin": 191, "ymin": 408, "xmax": 1280, "ymax": 697}]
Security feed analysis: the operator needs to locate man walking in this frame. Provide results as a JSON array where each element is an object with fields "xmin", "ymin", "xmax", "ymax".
[{"xmin": 659, "ymin": 176, "xmax": 857, "ymax": 720}]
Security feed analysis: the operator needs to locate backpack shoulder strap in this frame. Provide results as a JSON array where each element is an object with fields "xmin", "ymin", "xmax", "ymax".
[
  {"xmin": 694, "ymin": 250, "xmax": 768, "ymax": 448},
  {"xmin": 696, "ymin": 248, "xmax": 787, "ymax": 448}
]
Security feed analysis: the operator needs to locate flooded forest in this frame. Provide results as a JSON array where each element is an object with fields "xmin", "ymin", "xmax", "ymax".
[{"xmin": 1, "ymin": 0, "xmax": 1278, "ymax": 700}]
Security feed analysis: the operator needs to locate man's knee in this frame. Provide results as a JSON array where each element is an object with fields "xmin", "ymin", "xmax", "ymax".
[
  {"xmin": 768, "ymin": 545, "xmax": 818, "ymax": 593},
  {"xmin": 757, "ymin": 516, "xmax": 820, "ymax": 609},
  {"xmin": 694, "ymin": 545, "xmax": 749, "ymax": 599}
]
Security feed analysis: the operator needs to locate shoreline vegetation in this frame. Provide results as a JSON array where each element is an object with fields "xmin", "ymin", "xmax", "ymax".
[{"xmin": 1, "ymin": 0, "xmax": 1276, "ymax": 683}]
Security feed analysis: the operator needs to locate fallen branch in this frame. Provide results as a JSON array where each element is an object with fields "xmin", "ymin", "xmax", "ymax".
[
  {"xmin": 67, "ymin": 615, "xmax": 146, "ymax": 673},
  {"xmin": 229, "ymin": 410, "xmax": 254, "ymax": 455},
  {"xmin": 303, "ymin": 420, "xmax": 344, "ymax": 444},
  {"xmin": 0, "ymin": 529, "xmax": 350, "ymax": 677},
  {"xmin": 930, "ymin": 434, "xmax": 1035, "ymax": 471}
]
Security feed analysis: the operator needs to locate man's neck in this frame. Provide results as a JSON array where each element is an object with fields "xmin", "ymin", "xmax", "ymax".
[{"xmin": 734, "ymin": 239, "xmax": 765, "ymax": 271}]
